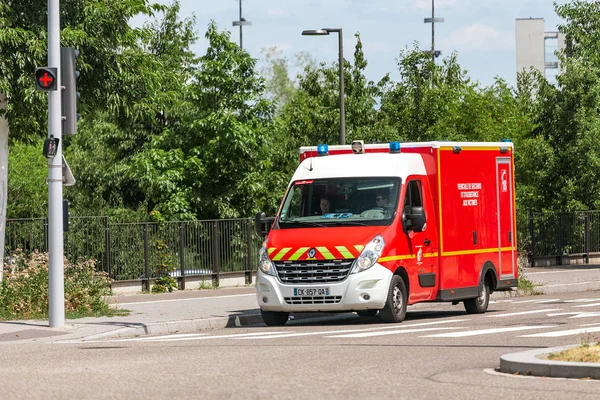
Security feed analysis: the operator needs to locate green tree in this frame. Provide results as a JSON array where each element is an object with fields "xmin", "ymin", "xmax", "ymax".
[
  {"xmin": 7, "ymin": 140, "xmax": 47, "ymax": 218},
  {"xmin": 513, "ymin": 0, "xmax": 600, "ymax": 211},
  {"xmin": 130, "ymin": 23, "xmax": 280, "ymax": 219}
]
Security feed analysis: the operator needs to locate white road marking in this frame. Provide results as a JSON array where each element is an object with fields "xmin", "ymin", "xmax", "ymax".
[
  {"xmin": 511, "ymin": 299, "xmax": 548, "ymax": 304},
  {"xmin": 110, "ymin": 331, "xmax": 288, "ymax": 342},
  {"xmin": 234, "ymin": 319, "xmax": 470, "ymax": 340},
  {"xmin": 546, "ymin": 312, "xmax": 600, "ymax": 318},
  {"xmin": 326, "ymin": 327, "xmax": 459, "ymax": 338},
  {"xmin": 521, "ymin": 326, "xmax": 600, "ymax": 338},
  {"xmin": 568, "ymin": 312, "xmax": 600, "ymax": 318},
  {"xmin": 424, "ymin": 325, "xmax": 556, "ymax": 338},
  {"xmin": 485, "ymin": 309, "xmax": 561, "ymax": 318},
  {"xmin": 574, "ymin": 302, "xmax": 600, "ymax": 308},
  {"xmin": 547, "ymin": 312, "xmax": 581, "ymax": 316},
  {"xmin": 564, "ymin": 298, "xmax": 600, "ymax": 303}
]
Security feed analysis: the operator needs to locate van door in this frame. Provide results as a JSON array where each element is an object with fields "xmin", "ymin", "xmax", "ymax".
[
  {"xmin": 496, "ymin": 158, "xmax": 515, "ymax": 278},
  {"xmin": 403, "ymin": 177, "xmax": 439, "ymax": 301}
]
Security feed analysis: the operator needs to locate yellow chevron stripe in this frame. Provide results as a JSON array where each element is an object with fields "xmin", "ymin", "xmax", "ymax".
[
  {"xmin": 272, "ymin": 247, "xmax": 292, "ymax": 261},
  {"xmin": 317, "ymin": 246, "xmax": 335, "ymax": 260},
  {"xmin": 354, "ymin": 245, "xmax": 364, "ymax": 252},
  {"xmin": 268, "ymin": 248, "xmax": 276, "ymax": 255},
  {"xmin": 289, "ymin": 247, "xmax": 309, "ymax": 261},
  {"xmin": 336, "ymin": 246, "xmax": 354, "ymax": 259}
]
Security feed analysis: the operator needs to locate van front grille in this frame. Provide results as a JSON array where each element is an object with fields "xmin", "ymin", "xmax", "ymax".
[{"xmin": 274, "ymin": 260, "xmax": 353, "ymax": 284}]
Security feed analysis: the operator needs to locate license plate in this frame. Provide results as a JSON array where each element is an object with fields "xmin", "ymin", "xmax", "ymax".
[{"xmin": 294, "ymin": 287, "xmax": 330, "ymax": 296}]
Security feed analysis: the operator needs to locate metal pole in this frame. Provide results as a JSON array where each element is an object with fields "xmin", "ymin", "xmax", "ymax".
[
  {"xmin": 239, "ymin": 0, "xmax": 243, "ymax": 49},
  {"xmin": 337, "ymin": 30, "xmax": 345, "ymax": 145},
  {"xmin": 47, "ymin": 0, "xmax": 65, "ymax": 328},
  {"xmin": 431, "ymin": 0, "xmax": 435, "ymax": 63}
]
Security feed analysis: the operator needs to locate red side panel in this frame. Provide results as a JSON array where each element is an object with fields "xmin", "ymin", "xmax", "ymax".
[{"xmin": 435, "ymin": 147, "xmax": 517, "ymax": 291}]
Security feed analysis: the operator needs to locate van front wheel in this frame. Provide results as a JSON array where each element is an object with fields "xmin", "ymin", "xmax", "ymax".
[
  {"xmin": 380, "ymin": 275, "xmax": 408, "ymax": 323},
  {"xmin": 261, "ymin": 310, "xmax": 289, "ymax": 326}
]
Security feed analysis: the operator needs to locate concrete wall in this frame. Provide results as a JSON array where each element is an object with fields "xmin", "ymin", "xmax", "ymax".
[{"xmin": 111, "ymin": 272, "xmax": 253, "ymax": 294}]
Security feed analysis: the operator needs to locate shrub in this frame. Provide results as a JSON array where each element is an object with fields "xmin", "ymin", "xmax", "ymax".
[
  {"xmin": 0, "ymin": 250, "xmax": 113, "ymax": 320},
  {"xmin": 151, "ymin": 239, "xmax": 177, "ymax": 293}
]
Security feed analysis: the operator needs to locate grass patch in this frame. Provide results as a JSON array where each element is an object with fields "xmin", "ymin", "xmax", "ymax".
[
  {"xmin": 548, "ymin": 343, "xmax": 600, "ymax": 363},
  {"xmin": 199, "ymin": 279, "xmax": 218, "ymax": 290},
  {"xmin": 517, "ymin": 254, "xmax": 543, "ymax": 295}
]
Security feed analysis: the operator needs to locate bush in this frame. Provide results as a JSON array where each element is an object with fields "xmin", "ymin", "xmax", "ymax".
[
  {"xmin": 151, "ymin": 239, "xmax": 177, "ymax": 293},
  {"xmin": 0, "ymin": 250, "xmax": 114, "ymax": 320}
]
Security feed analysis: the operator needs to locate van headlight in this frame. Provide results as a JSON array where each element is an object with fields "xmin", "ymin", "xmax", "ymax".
[
  {"xmin": 258, "ymin": 242, "xmax": 276, "ymax": 276},
  {"xmin": 351, "ymin": 235, "xmax": 385, "ymax": 274}
]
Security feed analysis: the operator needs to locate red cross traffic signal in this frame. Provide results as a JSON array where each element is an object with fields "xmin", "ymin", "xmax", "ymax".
[{"xmin": 35, "ymin": 67, "xmax": 58, "ymax": 91}]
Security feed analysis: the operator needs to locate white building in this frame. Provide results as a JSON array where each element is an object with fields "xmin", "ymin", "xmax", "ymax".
[{"xmin": 516, "ymin": 18, "xmax": 566, "ymax": 84}]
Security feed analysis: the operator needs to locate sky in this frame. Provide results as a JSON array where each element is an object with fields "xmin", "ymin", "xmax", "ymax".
[{"xmin": 148, "ymin": 0, "xmax": 571, "ymax": 88}]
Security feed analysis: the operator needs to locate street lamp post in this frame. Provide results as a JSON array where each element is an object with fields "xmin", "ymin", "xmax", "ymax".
[
  {"xmin": 424, "ymin": 0, "xmax": 444, "ymax": 62},
  {"xmin": 302, "ymin": 28, "xmax": 345, "ymax": 145},
  {"xmin": 232, "ymin": 0, "xmax": 251, "ymax": 49}
]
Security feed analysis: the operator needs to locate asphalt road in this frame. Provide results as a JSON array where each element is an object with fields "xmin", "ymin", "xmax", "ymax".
[{"xmin": 2, "ymin": 290, "xmax": 600, "ymax": 399}]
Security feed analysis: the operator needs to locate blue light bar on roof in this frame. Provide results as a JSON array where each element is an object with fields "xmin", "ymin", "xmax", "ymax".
[
  {"xmin": 317, "ymin": 144, "xmax": 329, "ymax": 156},
  {"xmin": 389, "ymin": 141, "xmax": 401, "ymax": 153},
  {"xmin": 501, "ymin": 138, "xmax": 512, "ymax": 143}
]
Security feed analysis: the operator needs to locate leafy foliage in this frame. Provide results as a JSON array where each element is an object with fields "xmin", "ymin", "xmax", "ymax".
[
  {"xmin": 3, "ymin": 0, "xmax": 600, "ymax": 223},
  {"xmin": 0, "ymin": 250, "xmax": 115, "ymax": 319}
]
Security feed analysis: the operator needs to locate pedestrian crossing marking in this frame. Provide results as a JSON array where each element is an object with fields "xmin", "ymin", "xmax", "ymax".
[
  {"xmin": 520, "ymin": 326, "xmax": 600, "ymax": 338},
  {"xmin": 573, "ymin": 302, "xmax": 600, "ymax": 308},
  {"xmin": 564, "ymin": 298, "xmax": 600, "ymax": 303},
  {"xmin": 484, "ymin": 309, "xmax": 561, "ymax": 318},
  {"xmin": 235, "ymin": 319, "xmax": 469, "ymax": 340},
  {"xmin": 512, "ymin": 299, "xmax": 559, "ymax": 304},
  {"xmin": 423, "ymin": 325, "xmax": 556, "ymax": 338},
  {"xmin": 110, "ymin": 331, "xmax": 289, "ymax": 342},
  {"xmin": 326, "ymin": 327, "xmax": 459, "ymax": 338}
]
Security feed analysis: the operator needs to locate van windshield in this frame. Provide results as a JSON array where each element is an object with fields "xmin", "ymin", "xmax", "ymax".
[{"xmin": 278, "ymin": 178, "xmax": 401, "ymax": 228}]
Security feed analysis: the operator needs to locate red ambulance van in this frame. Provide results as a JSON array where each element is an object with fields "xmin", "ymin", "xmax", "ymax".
[{"xmin": 254, "ymin": 140, "xmax": 518, "ymax": 326}]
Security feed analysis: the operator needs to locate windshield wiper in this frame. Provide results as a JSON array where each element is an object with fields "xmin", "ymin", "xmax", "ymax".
[{"xmin": 280, "ymin": 220, "xmax": 328, "ymax": 228}]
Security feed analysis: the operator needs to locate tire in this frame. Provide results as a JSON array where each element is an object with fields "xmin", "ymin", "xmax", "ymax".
[
  {"xmin": 356, "ymin": 309, "xmax": 378, "ymax": 317},
  {"xmin": 261, "ymin": 310, "xmax": 290, "ymax": 326},
  {"xmin": 464, "ymin": 280, "xmax": 490, "ymax": 314},
  {"xmin": 379, "ymin": 275, "xmax": 408, "ymax": 323}
]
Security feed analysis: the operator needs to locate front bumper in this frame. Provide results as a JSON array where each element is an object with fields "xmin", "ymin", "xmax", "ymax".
[{"xmin": 256, "ymin": 264, "xmax": 393, "ymax": 312}]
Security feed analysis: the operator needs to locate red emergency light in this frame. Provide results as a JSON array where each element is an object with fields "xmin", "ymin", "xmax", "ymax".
[{"xmin": 35, "ymin": 67, "xmax": 58, "ymax": 91}]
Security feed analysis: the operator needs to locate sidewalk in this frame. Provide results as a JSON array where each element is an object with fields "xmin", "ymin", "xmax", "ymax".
[{"xmin": 1, "ymin": 266, "xmax": 600, "ymax": 379}]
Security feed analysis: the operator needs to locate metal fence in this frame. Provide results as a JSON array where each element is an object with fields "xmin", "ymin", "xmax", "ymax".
[
  {"xmin": 517, "ymin": 210, "xmax": 600, "ymax": 266},
  {"xmin": 6, "ymin": 211, "xmax": 600, "ymax": 282},
  {"xmin": 5, "ymin": 217, "xmax": 263, "ymax": 288}
]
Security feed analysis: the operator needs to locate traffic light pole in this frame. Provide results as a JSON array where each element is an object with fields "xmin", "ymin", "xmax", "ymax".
[{"xmin": 47, "ymin": 0, "xmax": 65, "ymax": 328}]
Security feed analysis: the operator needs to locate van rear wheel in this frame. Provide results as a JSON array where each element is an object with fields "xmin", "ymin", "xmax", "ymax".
[
  {"xmin": 464, "ymin": 280, "xmax": 490, "ymax": 314},
  {"xmin": 261, "ymin": 310, "xmax": 289, "ymax": 326},
  {"xmin": 380, "ymin": 275, "xmax": 407, "ymax": 323}
]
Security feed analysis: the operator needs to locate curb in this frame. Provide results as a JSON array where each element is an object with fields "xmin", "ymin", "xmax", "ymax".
[
  {"xmin": 78, "ymin": 312, "xmax": 354, "ymax": 342},
  {"xmin": 79, "ymin": 313, "xmax": 264, "ymax": 341},
  {"xmin": 500, "ymin": 345, "xmax": 600, "ymax": 379}
]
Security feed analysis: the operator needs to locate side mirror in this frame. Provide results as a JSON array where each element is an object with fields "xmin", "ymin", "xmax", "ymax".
[
  {"xmin": 402, "ymin": 206, "xmax": 426, "ymax": 233},
  {"xmin": 254, "ymin": 212, "xmax": 274, "ymax": 236},
  {"xmin": 409, "ymin": 206, "xmax": 426, "ymax": 232}
]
